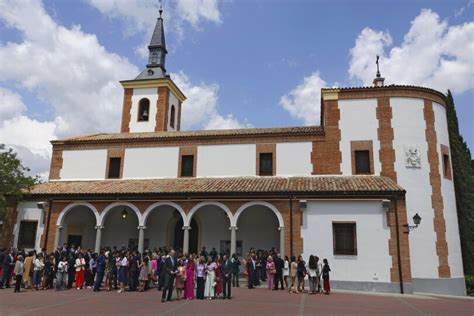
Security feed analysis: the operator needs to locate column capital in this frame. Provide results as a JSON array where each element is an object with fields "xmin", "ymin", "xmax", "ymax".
[
  {"xmin": 278, "ymin": 226, "xmax": 284, "ymax": 231},
  {"xmin": 56, "ymin": 225, "xmax": 64, "ymax": 230},
  {"xmin": 229, "ymin": 226, "xmax": 238, "ymax": 231},
  {"xmin": 182, "ymin": 226, "xmax": 191, "ymax": 230},
  {"xmin": 137, "ymin": 226, "xmax": 147, "ymax": 230},
  {"xmin": 95, "ymin": 225, "xmax": 104, "ymax": 230}
]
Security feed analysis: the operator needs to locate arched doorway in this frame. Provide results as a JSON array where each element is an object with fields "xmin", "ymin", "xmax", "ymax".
[
  {"xmin": 100, "ymin": 204, "xmax": 141, "ymax": 249},
  {"xmin": 57, "ymin": 203, "xmax": 100, "ymax": 250},
  {"xmin": 173, "ymin": 217, "xmax": 199, "ymax": 254}
]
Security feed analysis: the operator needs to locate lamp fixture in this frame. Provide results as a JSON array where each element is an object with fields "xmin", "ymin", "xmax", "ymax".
[
  {"xmin": 121, "ymin": 209, "xmax": 128, "ymax": 219},
  {"xmin": 404, "ymin": 213, "xmax": 422, "ymax": 233}
]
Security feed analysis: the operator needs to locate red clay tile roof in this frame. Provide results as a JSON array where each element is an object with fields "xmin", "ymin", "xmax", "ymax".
[
  {"xmin": 28, "ymin": 176, "xmax": 404, "ymax": 197},
  {"xmin": 322, "ymin": 84, "xmax": 446, "ymax": 100},
  {"xmin": 53, "ymin": 126, "xmax": 324, "ymax": 144}
]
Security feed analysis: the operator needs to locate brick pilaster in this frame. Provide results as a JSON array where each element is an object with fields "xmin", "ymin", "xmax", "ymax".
[
  {"xmin": 120, "ymin": 88, "xmax": 133, "ymax": 133},
  {"xmin": 48, "ymin": 148, "xmax": 63, "ymax": 180}
]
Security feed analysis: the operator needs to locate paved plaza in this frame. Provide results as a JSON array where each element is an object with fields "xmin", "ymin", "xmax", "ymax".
[{"xmin": 0, "ymin": 286, "xmax": 472, "ymax": 316}]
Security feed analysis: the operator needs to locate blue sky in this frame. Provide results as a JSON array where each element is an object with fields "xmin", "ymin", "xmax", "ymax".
[{"xmin": 0, "ymin": 0, "xmax": 473, "ymax": 177}]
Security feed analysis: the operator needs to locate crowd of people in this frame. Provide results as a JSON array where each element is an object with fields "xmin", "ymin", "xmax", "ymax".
[{"xmin": 0, "ymin": 245, "xmax": 331, "ymax": 300}]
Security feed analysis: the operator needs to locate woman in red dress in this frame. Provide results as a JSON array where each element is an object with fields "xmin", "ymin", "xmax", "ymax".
[{"xmin": 214, "ymin": 256, "xmax": 223, "ymax": 299}]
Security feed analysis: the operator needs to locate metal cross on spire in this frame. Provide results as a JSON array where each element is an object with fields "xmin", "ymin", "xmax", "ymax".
[
  {"xmin": 376, "ymin": 55, "xmax": 381, "ymax": 78},
  {"xmin": 159, "ymin": 0, "xmax": 163, "ymax": 18}
]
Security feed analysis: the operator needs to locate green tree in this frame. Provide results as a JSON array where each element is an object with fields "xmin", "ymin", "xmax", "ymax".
[
  {"xmin": 446, "ymin": 90, "xmax": 474, "ymax": 275},
  {"xmin": 0, "ymin": 144, "xmax": 40, "ymax": 220}
]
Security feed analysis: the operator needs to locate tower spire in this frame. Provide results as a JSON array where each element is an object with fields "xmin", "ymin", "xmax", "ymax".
[
  {"xmin": 373, "ymin": 55, "xmax": 385, "ymax": 87},
  {"xmin": 135, "ymin": 0, "xmax": 168, "ymax": 80}
]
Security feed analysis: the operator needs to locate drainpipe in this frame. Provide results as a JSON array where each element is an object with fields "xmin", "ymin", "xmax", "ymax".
[
  {"xmin": 43, "ymin": 199, "xmax": 53, "ymax": 251},
  {"xmin": 289, "ymin": 194, "xmax": 293, "ymax": 258},
  {"xmin": 393, "ymin": 195, "xmax": 404, "ymax": 294}
]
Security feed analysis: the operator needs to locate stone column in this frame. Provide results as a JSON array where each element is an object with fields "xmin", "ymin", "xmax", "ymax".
[
  {"xmin": 53, "ymin": 225, "xmax": 63, "ymax": 250},
  {"xmin": 138, "ymin": 226, "xmax": 146, "ymax": 253},
  {"xmin": 182, "ymin": 226, "xmax": 191, "ymax": 254},
  {"xmin": 230, "ymin": 226, "xmax": 238, "ymax": 255},
  {"xmin": 278, "ymin": 226, "xmax": 285, "ymax": 258},
  {"xmin": 94, "ymin": 225, "xmax": 104, "ymax": 253}
]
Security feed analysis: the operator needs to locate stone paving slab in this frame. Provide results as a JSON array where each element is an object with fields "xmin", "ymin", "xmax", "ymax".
[{"xmin": 0, "ymin": 287, "xmax": 472, "ymax": 316}]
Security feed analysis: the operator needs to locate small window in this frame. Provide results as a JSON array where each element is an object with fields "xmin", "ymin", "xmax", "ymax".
[
  {"xmin": 355, "ymin": 150, "xmax": 370, "ymax": 174},
  {"xmin": 259, "ymin": 153, "xmax": 273, "ymax": 176},
  {"xmin": 150, "ymin": 52, "xmax": 158, "ymax": 64},
  {"xmin": 138, "ymin": 98, "xmax": 150, "ymax": 122},
  {"xmin": 108, "ymin": 157, "xmax": 121, "ymax": 179},
  {"xmin": 443, "ymin": 154, "xmax": 451, "ymax": 179},
  {"xmin": 181, "ymin": 155, "xmax": 194, "ymax": 177},
  {"xmin": 18, "ymin": 221, "xmax": 37, "ymax": 249},
  {"xmin": 333, "ymin": 222, "xmax": 357, "ymax": 255},
  {"xmin": 170, "ymin": 105, "xmax": 176, "ymax": 128}
]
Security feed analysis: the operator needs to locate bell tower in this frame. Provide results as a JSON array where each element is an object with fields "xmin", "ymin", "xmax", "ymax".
[{"xmin": 119, "ymin": 7, "xmax": 186, "ymax": 133}]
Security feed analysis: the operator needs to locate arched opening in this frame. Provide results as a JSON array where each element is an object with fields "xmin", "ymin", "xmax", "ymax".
[
  {"xmin": 187, "ymin": 203, "xmax": 233, "ymax": 256},
  {"xmin": 144, "ymin": 205, "xmax": 185, "ymax": 250},
  {"xmin": 138, "ymin": 98, "xmax": 150, "ymax": 121},
  {"xmin": 235, "ymin": 204, "xmax": 281, "ymax": 255},
  {"xmin": 58, "ymin": 205, "xmax": 97, "ymax": 249},
  {"xmin": 101, "ymin": 205, "xmax": 140, "ymax": 249},
  {"xmin": 170, "ymin": 105, "xmax": 176, "ymax": 128},
  {"xmin": 172, "ymin": 217, "xmax": 199, "ymax": 254}
]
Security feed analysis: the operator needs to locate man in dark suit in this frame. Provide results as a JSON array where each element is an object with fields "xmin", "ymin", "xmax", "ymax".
[
  {"xmin": 273, "ymin": 253, "xmax": 284, "ymax": 290},
  {"xmin": 222, "ymin": 255, "xmax": 232, "ymax": 299},
  {"xmin": 0, "ymin": 249, "xmax": 14, "ymax": 288},
  {"xmin": 129, "ymin": 250, "xmax": 140, "ymax": 291},
  {"xmin": 157, "ymin": 250, "xmax": 167, "ymax": 291},
  {"xmin": 161, "ymin": 249, "xmax": 178, "ymax": 302},
  {"xmin": 247, "ymin": 254, "xmax": 257, "ymax": 289}
]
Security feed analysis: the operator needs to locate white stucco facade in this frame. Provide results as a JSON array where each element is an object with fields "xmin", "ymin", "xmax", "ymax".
[
  {"xmin": 301, "ymin": 200, "xmax": 392, "ymax": 283},
  {"xmin": 60, "ymin": 149, "xmax": 107, "ymax": 180},
  {"xmin": 391, "ymin": 97, "xmax": 438, "ymax": 278},
  {"xmin": 339, "ymin": 98, "xmax": 381, "ymax": 175},
  {"xmin": 129, "ymin": 88, "xmax": 159, "ymax": 133},
  {"xmin": 433, "ymin": 102, "xmax": 464, "ymax": 278},
  {"xmin": 13, "ymin": 202, "xmax": 44, "ymax": 252},
  {"xmin": 122, "ymin": 147, "xmax": 179, "ymax": 178},
  {"xmin": 276, "ymin": 142, "xmax": 312, "ymax": 176},
  {"xmin": 197, "ymin": 144, "xmax": 256, "ymax": 177}
]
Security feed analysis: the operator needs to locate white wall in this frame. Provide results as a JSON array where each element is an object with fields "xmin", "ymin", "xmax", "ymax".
[
  {"xmin": 129, "ymin": 88, "xmax": 158, "ymax": 133},
  {"xmin": 235, "ymin": 205, "xmax": 279, "ymax": 254},
  {"xmin": 168, "ymin": 92, "xmax": 179, "ymax": 131},
  {"xmin": 144, "ymin": 205, "xmax": 177, "ymax": 249},
  {"xmin": 59, "ymin": 205, "xmax": 96, "ymax": 250},
  {"xmin": 101, "ymin": 206, "xmax": 140, "ymax": 248},
  {"xmin": 301, "ymin": 200, "xmax": 392, "ymax": 283},
  {"xmin": 433, "ymin": 102, "xmax": 464, "ymax": 278},
  {"xmin": 391, "ymin": 97, "xmax": 438, "ymax": 278},
  {"xmin": 13, "ymin": 202, "xmax": 44, "ymax": 252},
  {"xmin": 197, "ymin": 144, "xmax": 256, "ymax": 177},
  {"xmin": 60, "ymin": 149, "xmax": 107, "ymax": 180},
  {"xmin": 123, "ymin": 147, "xmax": 179, "ymax": 179},
  {"xmin": 193, "ymin": 205, "xmax": 232, "ymax": 252},
  {"xmin": 276, "ymin": 142, "xmax": 312, "ymax": 176},
  {"xmin": 339, "ymin": 98, "xmax": 381, "ymax": 175}
]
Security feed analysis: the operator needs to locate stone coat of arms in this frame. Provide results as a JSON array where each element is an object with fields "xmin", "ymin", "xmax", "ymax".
[{"xmin": 405, "ymin": 146, "xmax": 421, "ymax": 168}]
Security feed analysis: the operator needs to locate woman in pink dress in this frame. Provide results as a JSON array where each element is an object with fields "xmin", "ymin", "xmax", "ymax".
[
  {"xmin": 175, "ymin": 259, "xmax": 186, "ymax": 300},
  {"xmin": 184, "ymin": 254, "xmax": 195, "ymax": 299},
  {"xmin": 214, "ymin": 256, "xmax": 223, "ymax": 298},
  {"xmin": 266, "ymin": 256, "xmax": 276, "ymax": 290}
]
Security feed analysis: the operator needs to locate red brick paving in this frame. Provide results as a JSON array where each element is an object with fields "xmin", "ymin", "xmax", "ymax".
[{"xmin": 0, "ymin": 287, "xmax": 472, "ymax": 316}]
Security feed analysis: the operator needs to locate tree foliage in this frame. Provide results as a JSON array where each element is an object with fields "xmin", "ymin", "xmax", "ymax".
[
  {"xmin": 0, "ymin": 144, "xmax": 41, "ymax": 220},
  {"xmin": 446, "ymin": 91, "xmax": 474, "ymax": 275}
]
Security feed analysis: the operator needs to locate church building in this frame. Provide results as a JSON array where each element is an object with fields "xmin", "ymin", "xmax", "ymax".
[{"xmin": 1, "ymin": 9, "xmax": 465, "ymax": 296}]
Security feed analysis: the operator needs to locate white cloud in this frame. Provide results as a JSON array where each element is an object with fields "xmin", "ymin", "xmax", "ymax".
[
  {"xmin": 0, "ymin": 0, "xmax": 138, "ymax": 177},
  {"xmin": 349, "ymin": 9, "xmax": 474, "ymax": 94},
  {"xmin": 0, "ymin": 87, "xmax": 27, "ymax": 121},
  {"xmin": 87, "ymin": 0, "xmax": 222, "ymax": 48},
  {"xmin": 279, "ymin": 72, "xmax": 327, "ymax": 125},
  {"xmin": 171, "ymin": 71, "xmax": 250, "ymax": 130}
]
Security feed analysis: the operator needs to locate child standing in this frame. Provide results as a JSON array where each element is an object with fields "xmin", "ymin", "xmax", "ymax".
[
  {"xmin": 322, "ymin": 258, "xmax": 331, "ymax": 294},
  {"xmin": 175, "ymin": 259, "xmax": 186, "ymax": 300}
]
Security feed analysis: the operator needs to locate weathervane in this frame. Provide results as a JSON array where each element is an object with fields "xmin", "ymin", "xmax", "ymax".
[{"xmin": 376, "ymin": 55, "xmax": 381, "ymax": 78}]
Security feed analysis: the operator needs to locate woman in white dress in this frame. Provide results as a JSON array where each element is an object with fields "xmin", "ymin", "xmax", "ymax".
[
  {"xmin": 204, "ymin": 257, "xmax": 217, "ymax": 299},
  {"xmin": 283, "ymin": 255, "xmax": 290, "ymax": 289}
]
